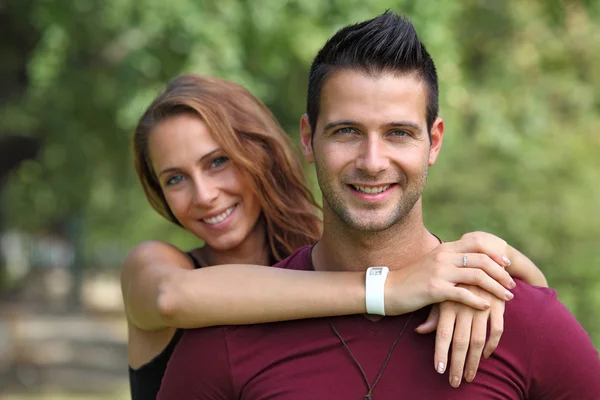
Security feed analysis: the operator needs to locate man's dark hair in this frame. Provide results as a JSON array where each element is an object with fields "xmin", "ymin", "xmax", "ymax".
[{"xmin": 307, "ymin": 11, "xmax": 439, "ymax": 136}]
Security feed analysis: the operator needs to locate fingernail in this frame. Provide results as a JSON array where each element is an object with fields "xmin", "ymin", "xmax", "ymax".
[
  {"xmin": 451, "ymin": 376, "xmax": 461, "ymax": 388},
  {"xmin": 437, "ymin": 362, "xmax": 445, "ymax": 374},
  {"xmin": 483, "ymin": 301, "xmax": 491, "ymax": 309},
  {"xmin": 466, "ymin": 370, "xmax": 476, "ymax": 382},
  {"xmin": 509, "ymin": 278, "xmax": 516, "ymax": 289},
  {"xmin": 505, "ymin": 290, "xmax": 514, "ymax": 300},
  {"xmin": 502, "ymin": 255, "xmax": 511, "ymax": 267}
]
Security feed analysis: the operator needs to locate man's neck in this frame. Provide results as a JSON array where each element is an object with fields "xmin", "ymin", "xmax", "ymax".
[{"xmin": 312, "ymin": 204, "xmax": 440, "ymax": 272}]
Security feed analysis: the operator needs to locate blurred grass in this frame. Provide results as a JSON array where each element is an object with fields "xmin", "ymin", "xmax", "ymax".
[{"xmin": 2, "ymin": 385, "xmax": 129, "ymax": 400}]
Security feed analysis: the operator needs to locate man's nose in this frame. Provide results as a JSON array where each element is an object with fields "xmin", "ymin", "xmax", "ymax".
[{"xmin": 355, "ymin": 135, "xmax": 390, "ymax": 175}]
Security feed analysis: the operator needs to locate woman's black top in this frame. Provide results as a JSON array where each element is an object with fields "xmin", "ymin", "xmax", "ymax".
[{"xmin": 129, "ymin": 252, "xmax": 202, "ymax": 400}]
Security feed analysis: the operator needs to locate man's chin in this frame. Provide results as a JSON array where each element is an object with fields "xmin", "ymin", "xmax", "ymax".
[{"xmin": 343, "ymin": 212, "xmax": 399, "ymax": 233}]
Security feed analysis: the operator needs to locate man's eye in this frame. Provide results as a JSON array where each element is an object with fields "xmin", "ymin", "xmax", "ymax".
[
  {"xmin": 335, "ymin": 127, "xmax": 358, "ymax": 135},
  {"xmin": 166, "ymin": 175, "xmax": 184, "ymax": 186},
  {"xmin": 210, "ymin": 156, "xmax": 229, "ymax": 169},
  {"xmin": 390, "ymin": 130, "xmax": 409, "ymax": 137}
]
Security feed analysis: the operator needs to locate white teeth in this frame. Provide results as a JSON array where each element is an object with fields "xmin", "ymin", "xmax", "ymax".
[
  {"xmin": 353, "ymin": 185, "xmax": 390, "ymax": 194},
  {"xmin": 202, "ymin": 206, "xmax": 236, "ymax": 224}
]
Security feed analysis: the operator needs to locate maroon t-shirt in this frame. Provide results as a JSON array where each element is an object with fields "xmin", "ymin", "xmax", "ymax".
[{"xmin": 158, "ymin": 246, "xmax": 600, "ymax": 399}]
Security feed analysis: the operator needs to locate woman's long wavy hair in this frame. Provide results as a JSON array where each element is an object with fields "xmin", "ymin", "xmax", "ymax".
[{"xmin": 133, "ymin": 74, "xmax": 322, "ymax": 262}]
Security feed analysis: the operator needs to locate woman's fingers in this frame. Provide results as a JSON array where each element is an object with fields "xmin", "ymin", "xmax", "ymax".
[
  {"xmin": 434, "ymin": 303, "xmax": 456, "ymax": 376},
  {"xmin": 415, "ymin": 304, "xmax": 439, "ymax": 334},
  {"xmin": 484, "ymin": 300, "xmax": 505, "ymax": 358},
  {"xmin": 449, "ymin": 310, "xmax": 473, "ymax": 388},
  {"xmin": 451, "ymin": 231, "xmax": 512, "ymax": 268},
  {"xmin": 452, "ymin": 267, "xmax": 514, "ymax": 302},
  {"xmin": 464, "ymin": 309, "xmax": 489, "ymax": 382},
  {"xmin": 443, "ymin": 286, "xmax": 492, "ymax": 310},
  {"xmin": 453, "ymin": 252, "xmax": 515, "ymax": 290}
]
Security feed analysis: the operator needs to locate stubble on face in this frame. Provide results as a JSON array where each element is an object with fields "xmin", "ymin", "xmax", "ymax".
[
  {"xmin": 315, "ymin": 154, "xmax": 428, "ymax": 233},
  {"xmin": 311, "ymin": 70, "xmax": 432, "ymax": 234}
]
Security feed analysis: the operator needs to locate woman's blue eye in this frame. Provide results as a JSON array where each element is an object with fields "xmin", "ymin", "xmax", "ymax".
[
  {"xmin": 210, "ymin": 156, "xmax": 229, "ymax": 168},
  {"xmin": 166, "ymin": 175, "xmax": 184, "ymax": 186}
]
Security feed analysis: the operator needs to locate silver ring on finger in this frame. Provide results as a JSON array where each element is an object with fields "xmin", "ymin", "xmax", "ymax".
[{"xmin": 463, "ymin": 253, "xmax": 468, "ymax": 267}]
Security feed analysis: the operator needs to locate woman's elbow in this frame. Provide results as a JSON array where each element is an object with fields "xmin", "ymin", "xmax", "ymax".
[
  {"xmin": 156, "ymin": 279, "xmax": 182, "ymax": 325},
  {"xmin": 156, "ymin": 272, "xmax": 213, "ymax": 329}
]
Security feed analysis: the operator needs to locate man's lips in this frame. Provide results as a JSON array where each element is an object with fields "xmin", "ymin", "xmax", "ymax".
[{"xmin": 349, "ymin": 184, "xmax": 393, "ymax": 194}]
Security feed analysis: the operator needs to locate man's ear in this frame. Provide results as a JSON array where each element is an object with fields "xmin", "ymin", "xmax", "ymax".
[
  {"xmin": 299, "ymin": 114, "xmax": 314, "ymax": 163},
  {"xmin": 428, "ymin": 117, "xmax": 444, "ymax": 166}
]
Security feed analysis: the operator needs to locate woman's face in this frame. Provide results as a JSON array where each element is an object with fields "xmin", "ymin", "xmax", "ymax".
[{"xmin": 148, "ymin": 112, "xmax": 262, "ymax": 252}]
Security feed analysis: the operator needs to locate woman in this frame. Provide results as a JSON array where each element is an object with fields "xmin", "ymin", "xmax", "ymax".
[{"xmin": 122, "ymin": 74, "xmax": 547, "ymax": 398}]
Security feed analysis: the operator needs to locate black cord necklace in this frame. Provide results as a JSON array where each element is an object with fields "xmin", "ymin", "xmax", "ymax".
[
  {"xmin": 328, "ymin": 314, "xmax": 413, "ymax": 400},
  {"xmin": 308, "ymin": 240, "xmax": 435, "ymax": 400}
]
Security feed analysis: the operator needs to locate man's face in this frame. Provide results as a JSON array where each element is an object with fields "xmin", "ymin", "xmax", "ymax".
[{"xmin": 300, "ymin": 70, "xmax": 444, "ymax": 232}]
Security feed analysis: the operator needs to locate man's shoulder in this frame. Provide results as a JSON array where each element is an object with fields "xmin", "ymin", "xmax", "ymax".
[
  {"xmin": 503, "ymin": 280, "xmax": 594, "ymax": 348},
  {"xmin": 510, "ymin": 279, "xmax": 557, "ymax": 304},
  {"xmin": 505, "ymin": 280, "xmax": 559, "ymax": 324},
  {"xmin": 501, "ymin": 282, "xmax": 600, "ymax": 397},
  {"xmin": 272, "ymin": 245, "xmax": 313, "ymax": 271}
]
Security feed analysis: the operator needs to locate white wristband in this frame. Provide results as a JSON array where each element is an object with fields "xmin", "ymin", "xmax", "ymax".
[{"xmin": 365, "ymin": 266, "xmax": 389, "ymax": 316}]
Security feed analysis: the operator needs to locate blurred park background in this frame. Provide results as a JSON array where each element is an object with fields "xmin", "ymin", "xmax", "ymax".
[{"xmin": 0, "ymin": 0, "xmax": 599, "ymax": 398}]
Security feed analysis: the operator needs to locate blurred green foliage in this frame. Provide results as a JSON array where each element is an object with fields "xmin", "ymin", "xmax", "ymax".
[{"xmin": 1, "ymin": 0, "xmax": 599, "ymax": 346}]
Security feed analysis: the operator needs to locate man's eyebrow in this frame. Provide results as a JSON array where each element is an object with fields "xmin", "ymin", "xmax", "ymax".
[{"xmin": 157, "ymin": 149, "xmax": 220, "ymax": 177}]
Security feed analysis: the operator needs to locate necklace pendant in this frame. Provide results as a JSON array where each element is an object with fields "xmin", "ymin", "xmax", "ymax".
[{"xmin": 365, "ymin": 396, "xmax": 372, "ymax": 400}]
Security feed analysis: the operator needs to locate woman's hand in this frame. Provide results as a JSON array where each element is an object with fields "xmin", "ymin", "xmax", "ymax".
[
  {"xmin": 415, "ymin": 285, "xmax": 504, "ymax": 388},
  {"xmin": 380, "ymin": 232, "xmax": 513, "ymax": 388},
  {"xmin": 411, "ymin": 233, "xmax": 548, "ymax": 388},
  {"xmin": 384, "ymin": 232, "xmax": 515, "ymax": 316}
]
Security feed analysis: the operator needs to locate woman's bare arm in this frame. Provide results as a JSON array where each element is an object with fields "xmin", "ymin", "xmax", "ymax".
[
  {"xmin": 121, "ymin": 241, "xmax": 365, "ymax": 330},
  {"xmin": 505, "ymin": 245, "xmax": 548, "ymax": 287},
  {"xmin": 121, "ymin": 236, "xmax": 517, "ymax": 331}
]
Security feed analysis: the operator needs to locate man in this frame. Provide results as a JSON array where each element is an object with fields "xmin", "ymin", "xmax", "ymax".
[{"xmin": 158, "ymin": 12, "xmax": 600, "ymax": 399}]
